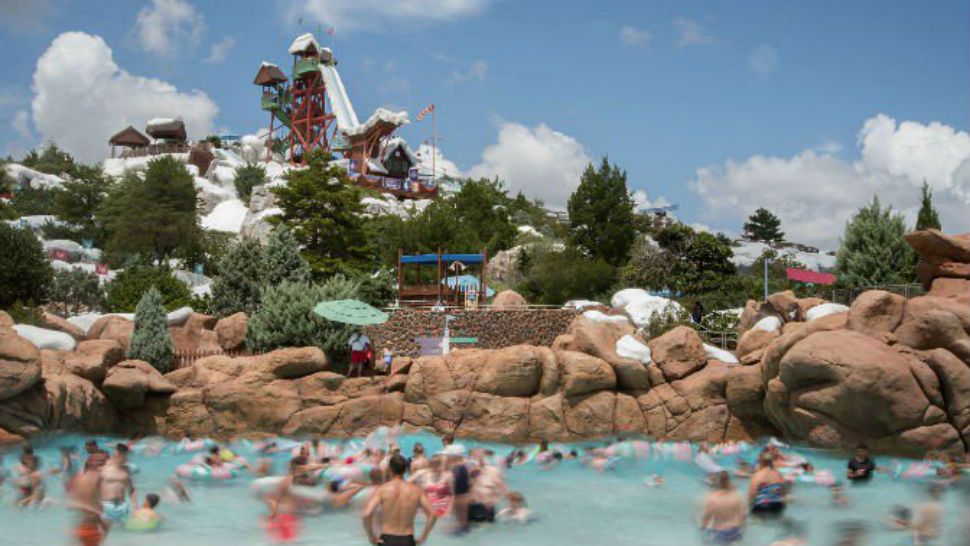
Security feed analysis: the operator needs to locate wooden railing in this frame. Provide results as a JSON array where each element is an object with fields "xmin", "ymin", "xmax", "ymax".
[
  {"xmin": 121, "ymin": 143, "xmax": 191, "ymax": 158},
  {"xmin": 173, "ymin": 348, "xmax": 256, "ymax": 369}
]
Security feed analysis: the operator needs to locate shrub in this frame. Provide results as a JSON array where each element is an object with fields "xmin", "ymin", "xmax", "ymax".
[
  {"xmin": 0, "ymin": 223, "xmax": 53, "ymax": 308},
  {"xmin": 641, "ymin": 303, "xmax": 695, "ymax": 340},
  {"xmin": 209, "ymin": 238, "xmax": 266, "ymax": 317},
  {"xmin": 263, "ymin": 226, "xmax": 310, "ymax": 286},
  {"xmin": 50, "ymin": 268, "xmax": 103, "ymax": 315},
  {"xmin": 128, "ymin": 287, "xmax": 174, "ymax": 373},
  {"xmin": 233, "ymin": 162, "xmax": 266, "ymax": 205},
  {"xmin": 104, "ymin": 266, "xmax": 191, "ymax": 312},
  {"xmin": 518, "ymin": 246, "xmax": 616, "ymax": 305}
]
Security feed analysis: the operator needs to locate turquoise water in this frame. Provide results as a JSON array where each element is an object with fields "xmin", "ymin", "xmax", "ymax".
[{"xmin": 3, "ymin": 433, "xmax": 969, "ymax": 545}]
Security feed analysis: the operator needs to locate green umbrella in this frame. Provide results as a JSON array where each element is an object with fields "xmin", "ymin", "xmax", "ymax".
[{"xmin": 313, "ymin": 299, "xmax": 389, "ymax": 326}]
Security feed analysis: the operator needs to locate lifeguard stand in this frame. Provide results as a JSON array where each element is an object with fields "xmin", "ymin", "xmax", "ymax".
[{"xmin": 396, "ymin": 250, "xmax": 489, "ymax": 307}]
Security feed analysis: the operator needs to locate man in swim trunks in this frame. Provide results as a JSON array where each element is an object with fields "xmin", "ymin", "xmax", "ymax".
[
  {"xmin": 468, "ymin": 450, "xmax": 506, "ymax": 524},
  {"xmin": 444, "ymin": 445, "xmax": 471, "ymax": 532},
  {"xmin": 363, "ymin": 454, "xmax": 437, "ymax": 546},
  {"xmin": 749, "ymin": 454, "xmax": 787, "ymax": 516},
  {"xmin": 100, "ymin": 443, "xmax": 136, "ymax": 523},
  {"xmin": 701, "ymin": 471, "xmax": 746, "ymax": 543},
  {"xmin": 846, "ymin": 444, "xmax": 876, "ymax": 483},
  {"xmin": 70, "ymin": 456, "xmax": 109, "ymax": 546}
]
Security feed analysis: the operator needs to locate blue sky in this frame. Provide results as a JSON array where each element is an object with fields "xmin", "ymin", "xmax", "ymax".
[{"xmin": 1, "ymin": 0, "xmax": 968, "ymax": 246}]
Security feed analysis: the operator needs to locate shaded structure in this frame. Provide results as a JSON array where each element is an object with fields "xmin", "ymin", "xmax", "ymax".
[
  {"xmin": 108, "ymin": 126, "xmax": 150, "ymax": 158},
  {"xmin": 397, "ymin": 251, "xmax": 489, "ymax": 307}
]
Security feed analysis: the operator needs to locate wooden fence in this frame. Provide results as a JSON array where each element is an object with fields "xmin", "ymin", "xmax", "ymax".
[{"xmin": 173, "ymin": 348, "xmax": 256, "ymax": 369}]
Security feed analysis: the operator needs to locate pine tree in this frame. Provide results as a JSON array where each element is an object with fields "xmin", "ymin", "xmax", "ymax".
[
  {"xmin": 234, "ymin": 162, "xmax": 266, "ymax": 205},
  {"xmin": 271, "ymin": 151, "xmax": 370, "ymax": 276},
  {"xmin": 50, "ymin": 268, "xmax": 103, "ymax": 315},
  {"xmin": 743, "ymin": 207, "xmax": 785, "ymax": 242},
  {"xmin": 128, "ymin": 287, "xmax": 174, "ymax": 373},
  {"xmin": 54, "ymin": 164, "xmax": 112, "ymax": 244},
  {"xmin": 915, "ymin": 180, "xmax": 942, "ymax": 231},
  {"xmin": 835, "ymin": 197, "xmax": 913, "ymax": 287},
  {"xmin": 0, "ymin": 223, "xmax": 54, "ymax": 308},
  {"xmin": 209, "ymin": 238, "xmax": 266, "ymax": 316},
  {"xmin": 567, "ymin": 157, "xmax": 636, "ymax": 266},
  {"xmin": 264, "ymin": 226, "xmax": 311, "ymax": 286}
]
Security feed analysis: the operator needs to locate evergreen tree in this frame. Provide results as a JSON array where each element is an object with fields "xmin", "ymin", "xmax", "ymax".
[
  {"xmin": 263, "ymin": 226, "xmax": 311, "ymax": 286},
  {"xmin": 209, "ymin": 238, "xmax": 266, "ymax": 316},
  {"xmin": 21, "ymin": 143, "xmax": 76, "ymax": 175},
  {"xmin": 0, "ymin": 223, "xmax": 53, "ymax": 308},
  {"xmin": 743, "ymin": 207, "xmax": 785, "ymax": 242},
  {"xmin": 233, "ymin": 162, "xmax": 266, "ymax": 205},
  {"xmin": 54, "ymin": 164, "xmax": 112, "ymax": 244},
  {"xmin": 104, "ymin": 266, "xmax": 192, "ymax": 312},
  {"xmin": 127, "ymin": 287, "xmax": 174, "ymax": 373},
  {"xmin": 915, "ymin": 180, "xmax": 941, "ymax": 231},
  {"xmin": 272, "ymin": 151, "xmax": 370, "ymax": 276},
  {"xmin": 99, "ymin": 155, "xmax": 199, "ymax": 264},
  {"xmin": 567, "ymin": 157, "xmax": 636, "ymax": 266},
  {"xmin": 50, "ymin": 268, "xmax": 103, "ymax": 315},
  {"xmin": 835, "ymin": 197, "xmax": 913, "ymax": 287}
]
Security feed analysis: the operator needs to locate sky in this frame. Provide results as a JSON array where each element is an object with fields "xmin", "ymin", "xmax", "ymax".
[{"xmin": 0, "ymin": 0, "xmax": 968, "ymax": 249}]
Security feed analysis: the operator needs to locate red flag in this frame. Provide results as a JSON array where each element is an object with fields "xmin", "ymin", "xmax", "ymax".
[
  {"xmin": 416, "ymin": 104, "xmax": 435, "ymax": 122},
  {"xmin": 786, "ymin": 268, "xmax": 836, "ymax": 285}
]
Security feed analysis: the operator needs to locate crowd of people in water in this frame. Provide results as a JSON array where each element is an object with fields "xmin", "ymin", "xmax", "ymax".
[{"xmin": 2, "ymin": 427, "xmax": 970, "ymax": 545}]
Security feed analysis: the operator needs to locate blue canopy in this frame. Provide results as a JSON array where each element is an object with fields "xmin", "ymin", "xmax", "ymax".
[
  {"xmin": 400, "ymin": 253, "xmax": 484, "ymax": 265},
  {"xmin": 441, "ymin": 274, "xmax": 495, "ymax": 297}
]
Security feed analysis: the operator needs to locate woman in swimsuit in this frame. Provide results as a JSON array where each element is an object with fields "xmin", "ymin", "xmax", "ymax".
[
  {"xmin": 16, "ymin": 456, "xmax": 45, "ymax": 508},
  {"xmin": 409, "ymin": 456, "xmax": 452, "ymax": 517},
  {"xmin": 748, "ymin": 455, "xmax": 787, "ymax": 516}
]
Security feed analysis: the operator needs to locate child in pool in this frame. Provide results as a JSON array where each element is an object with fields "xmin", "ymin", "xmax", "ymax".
[
  {"xmin": 126, "ymin": 493, "xmax": 163, "ymax": 531},
  {"xmin": 496, "ymin": 491, "xmax": 531, "ymax": 523}
]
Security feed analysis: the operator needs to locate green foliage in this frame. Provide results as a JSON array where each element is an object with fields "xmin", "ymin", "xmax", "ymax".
[
  {"xmin": 53, "ymin": 164, "xmax": 112, "ymax": 245},
  {"xmin": 0, "ymin": 223, "xmax": 53, "ymax": 308},
  {"xmin": 50, "ymin": 268, "xmax": 103, "ymax": 315},
  {"xmin": 233, "ymin": 162, "xmax": 266, "ymax": 205},
  {"xmin": 128, "ymin": 287, "xmax": 174, "ymax": 373},
  {"xmin": 619, "ymin": 237, "xmax": 672, "ymax": 291},
  {"xmin": 175, "ymin": 230, "xmax": 235, "ymax": 279},
  {"xmin": 4, "ymin": 301, "xmax": 45, "ymax": 326},
  {"xmin": 203, "ymin": 135, "xmax": 222, "ymax": 149},
  {"xmin": 246, "ymin": 276, "xmax": 362, "ymax": 371},
  {"xmin": 567, "ymin": 157, "xmax": 636, "ymax": 266},
  {"xmin": 9, "ymin": 186, "xmax": 59, "ymax": 216},
  {"xmin": 99, "ymin": 155, "xmax": 199, "ymax": 264},
  {"xmin": 21, "ymin": 143, "xmax": 76, "ymax": 175},
  {"xmin": 642, "ymin": 303, "xmax": 695, "ymax": 340},
  {"xmin": 915, "ymin": 181, "xmax": 941, "ymax": 231},
  {"xmin": 835, "ymin": 197, "xmax": 914, "ymax": 287},
  {"xmin": 263, "ymin": 226, "xmax": 311, "ymax": 286},
  {"xmin": 209, "ymin": 238, "xmax": 267, "ymax": 317},
  {"xmin": 272, "ymin": 151, "xmax": 370, "ymax": 276},
  {"xmin": 654, "ymin": 224, "xmax": 737, "ymax": 297},
  {"xmin": 518, "ymin": 245, "xmax": 616, "ymax": 305},
  {"xmin": 743, "ymin": 207, "xmax": 785, "ymax": 242},
  {"xmin": 104, "ymin": 266, "xmax": 192, "ymax": 312},
  {"xmin": 353, "ymin": 268, "xmax": 396, "ymax": 308}
]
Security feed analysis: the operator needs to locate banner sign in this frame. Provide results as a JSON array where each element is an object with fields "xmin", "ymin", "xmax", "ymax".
[
  {"xmin": 51, "ymin": 248, "xmax": 69, "ymax": 261},
  {"xmin": 95, "ymin": 263, "xmax": 109, "ymax": 275},
  {"xmin": 786, "ymin": 268, "xmax": 837, "ymax": 285}
]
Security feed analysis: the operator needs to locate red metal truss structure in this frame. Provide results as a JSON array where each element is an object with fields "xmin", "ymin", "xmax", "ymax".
[{"xmin": 289, "ymin": 63, "xmax": 335, "ymax": 165}]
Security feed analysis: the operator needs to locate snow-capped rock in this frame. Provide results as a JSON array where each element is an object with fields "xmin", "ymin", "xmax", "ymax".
[
  {"xmin": 517, "ymin": 225, "xmax": 542, "ymax": 238},
  {"xmin": 13, "ymin": 324, "xmax": 77, "ymax": 351},
  {"xmin": 4, "ymin": 164, "xmax": 64, "ymax": 189},
  {"xmin": 704, "ymin": 343, "xmax": 739, "ymax": 365},
  {"xmin": 202, "ymin": 199, "xmax": 248, "ymax": 233},
  {"xmin": 616, "ymin": 334, "xmax": 652, "ymax": 364},
  {"xmin": 102, "ymin": 153, "xmax": 190, "ymax": 178},
  {"xmin": 752, "ymin": 316, "xmax": 782, "ymax": 333},
  {"xmin": 805, "ymin": 303, "xmax": 849, "ymax": 321},
  {"xmin": 563, "ymin": 299, "xmax": 602, "ymax": 310},
  {"xmin": 611, "ymin": 288, "xmax": 684, "ymax": 328},
  {"xmin": 194, "ymin": 176, "xmax": 235, "ymax": 215},
  {"xmin": 582, "ymin": 310, "xmax": 630, "ymax": 325}
]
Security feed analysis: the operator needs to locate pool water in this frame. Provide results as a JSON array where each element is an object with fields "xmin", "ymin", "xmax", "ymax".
[{"xmin": 3, "ymin": 433, "xmax": 969, "ymax": 546}]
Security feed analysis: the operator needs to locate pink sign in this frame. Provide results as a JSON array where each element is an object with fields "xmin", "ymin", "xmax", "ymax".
[{"xmin": 786, "ymin": 268, "xmax": 837, "ymax": 285}]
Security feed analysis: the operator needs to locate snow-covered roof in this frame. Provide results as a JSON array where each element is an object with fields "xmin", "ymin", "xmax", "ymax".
[
  {"xmin": 260, "ymin": 61, "xmax": 278, "ymax": 68},
  {"xmin": 288, "ymin": 33, "xmax": 320, "ymax": 55},
  {"xmin": 344, "ymin": 108, "xmax": 409, "ymax": 137},
  {"xmin": 366, "ymin": 159, "xmax": 388, "ymax": 175},
  {"xmin": 381, "ymin": 136, "xmax": 420, "ymax": 165},
  {"xmin": 146, "ymin": 117, "xmax": 176, "ymax": 127}
]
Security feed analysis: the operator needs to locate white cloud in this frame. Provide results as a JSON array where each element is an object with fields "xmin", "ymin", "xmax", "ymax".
[
  {"xmin": 632, "ymin": 189, "xmax": 671, "ymax": 210},
  {"xmin": 673, "ymin": 17, "xmax": 713, "ymax": 47},
  {"xmin": 468, "ymin": 122, "xmax": 591, "ymax": 207},
  {"xmin": 749, "ymin": 44, "xmax": 778, "ymax": 76},
  {"xmin": 286, "ymin": 0, "xmax": 490, "ymax": 32},
  {"xmin": 690, "ymin": 114, "xmax": 970, "ymax": 249},
  {"xmin": 31, "ymin": 32, "xmax": 219, "ymax": 163},
  {"xmin": 619, "ymin": 25, "xmax": 651, "ymax": 47},
  {"xmin": 204, "ymin": 36, "xmax": 235, "ymax": 63},
  {"xmin": 11, "ymin": 110, "xmax": 32, "ymax": 142},
  {"xmin": 415, "ymin": 142, "xmax": 462, "ymax": 179},
  {"xmin": 449, "ymin": 60, "xmax": 488, "ymax": 83},
  {"xmin": 815, "ymin": 140, "xmax": 842, "ymax": 155},
  {"xmin": 135, "ymin": 0, "xmax": 205, "ymax": 58}
]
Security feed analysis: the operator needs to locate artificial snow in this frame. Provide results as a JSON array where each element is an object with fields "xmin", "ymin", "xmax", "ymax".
[
  {"xmin": 704, "ymin": 343, "xmax": 739, "ymax": 365},
  {"xmin": 67, "ymin": 307, "xmax": 195, "ymax": 335},
  {"xmin": 805, "ymin": 302, "xmax": 849, "ymax": 321},
  {"xmin": 730, "ymin": 241, "xmax": 836, "ymax": 272},
  {"xmin": 611, "ymin": 288, "xmax": 684, "ymax": 328},
  {"xmin": 752, "ymin": 316, "xmax": 782, "ymax": 333},
  {"xmin": 146, "ymin": 117, "xmax": 176, "ymax": 128},
  {"xmin": 6, "ymin": 215, "xmax": 62, "ymax": 230},
  {"xmin": 616, "ymin": 335, "xmax": 652, "ymax": 364},
  {"xmin": 360, "ymin": 195, "xmax": 430, "ymax": 218},
  {"xmin": 319, "ymin": 63, "xmax": 360, "ymax": 131},
  {"xmin": 12, "ymin": 324, "xmax": 77, "ymax": 351},
  {"xmin": 260, "ymin": 61, "xmax": 279, "ymax": 68},
  {"xmin": 43, "ymin": 239, "xmax": 84, "ymax": 253},
  {"xmin": 102, "ymin": 153, "xmax": 189, "ymax": 178},
  {"xmin": 4, "ymin": 164, "xmax": 64, "ymax": 189},
  {"xmin": 563, "ymin": 300, "xmax": 602, "ymax": 310},
  {"xmin": 517, "ymin": 225, "xmax": 543, "ymax": 238},
  {"xmin": 288, "ymin": 33, "xmax": 320, "ymax": 55},
  {"xmin": 582, "ymin": 310, "xmax": 630, "ymax": 325},
  {"xmin": 345, "ymin": 108, "xmax": 409, "ymax": 137},
  {"xmin": 202, "ymin": 199, "xmax": 248, "ymax": 233}
]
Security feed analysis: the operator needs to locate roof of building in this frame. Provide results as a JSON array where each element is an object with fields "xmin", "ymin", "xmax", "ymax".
[
  {"xmin": 254, "ymin": 62, "xmax": 288, "ymax": 85},
  {"xmin": 146, "ymin": 118, "xmax": 187, "ymax": 141},
  {"xmin": 288, "ymin": 33, "xmax": 320, "ymax": 55},
  {"xmin": 108, "ymin": 125, "xmax": 150, "ymax": 147}
]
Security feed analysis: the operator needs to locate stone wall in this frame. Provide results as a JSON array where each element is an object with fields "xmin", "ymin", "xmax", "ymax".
[{"xmin": 365, "ymin": 308, "xmax": 579, "ymax": 357}]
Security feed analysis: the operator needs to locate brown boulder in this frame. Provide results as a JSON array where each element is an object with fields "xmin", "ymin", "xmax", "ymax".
[
  {"xmin": 44, "ymin": 373, "xmax": 118, "ymax": 432},
  {"xmin": 529, "ymin": 394, "xmax": 567, "ymax": 440},
  {"xmin": 0, "ymin": 311, "xmax": 13, "ymax": 329},
  {"xmin": 737, "ymin": 300, "xmax": 763, "ymax": 334},
  {"xmin": 295, "ymin": 371, "xmax": 348, "ymax": 406},
  {"xmin": 169, "ymin": 324, "xmax": 221, "ymax": 354},
  {"xmin": 339, "ymin": 377, "xmax": 384, "ymax": 399},
  {"xmin": 446, "ymin": 350, "xmax": 485, "ymax": 390},
  {"xmin": 385, "ymin": 374, "xmax": 408, "ymax": 393},
  {"xmin": 917, "ymin": 260, "xmax": 970, "ymax": 286},
  {"xmin": 91, "ymin": 316, "xmax": 134, "ymax": 351},
  {"xmin": 615, "ymin": 393, "xmax": 646, "ymax": 435},
  {"xmin": 254, "ymin": 347, "xmax": 328, "ymax": 379},
  {"xmin": 565, "ymin": 391, "xmax": 615, "ymax": 438},
  {"xmin": 847, "ymin": 290, "xmax": 905, "ymax": 339},
  {"xmin": 767, "ymin": 291, "xmax": 799, "ymax": 321},
  {"xmin": 163, "ymin": 389, "xmax": 214, "ymax": 438},
  {"xmin": 214, "ymin": 312, "xmax": 248, "ymax": 351},
  {"xmin": 390, "ymin": 357, "xmax": 414, "ymax": 376},
  {"xmin": 474, "ymin": 345, "xmax": 543, "ymax": 397},
  {"xmin": 42, "ymin": 312, "xmax": 87, "ymax": 340},
  {"xmin": 929, "ymin": 278, "xmax": 970, "ymax": 298},
  {"xmin": 648, "ymin": 326, "xmax": 707, "ymax": 381},
  {"xmin": 491, "ymin": 290, "xmax": 527, "ymax": 309},
  {"xmin": 536, "ymin": 347, "xmax": 560, "ymax": 397},
  {"xmin": 762, "ymin": 311, "xmax": 847, "ymax": 383},
  {"xmin": 282, "ymin": 406, "xmax": 339, "ymax": 436},
  {"xmin": 922, "ymin": 348, "xmax": 970, "ymax": 447},
  {"xmin": 206, "ymin": 379, "xmax": 302, "ymax": 434},
  {"xmin": 404, "ymin": 356, "xmax": 455, "ymax": 404},
  {"xmin": 63, "ymin": 339, "xmax": 124, "ymax": 384},
  {"xmin": 403, "ymin": 403, "xmax": 434, "ymax": 428},
  {"xmin": 0, "ymin": 426, "xmax": 23, "ymax": 445},
  {"xmin": 564, "ymin": 316, "xmax": 646, "ymax": 390},
  {"xmin": 905, "ymin": 229, "xmax": 970, "ymax": 264},
  {"xmin": 458, "ymin": 393, "xmax": 529, "ymax": 442},
  {"xmin": 904, "ymin": 296, "xmax": 970, "ymax": 332},
  {"xmin": 795, "ymin": 298, "xmax": 826, "ymax": 320},
  {"xmin": 736, "ymin": 327, "xmax": 780, "ymax": 359},
  {"xmin": 0, "ymin": 328, "xmax": 42, "ymax": 400},
  {"xmin": 725, "ymin": 364, "xmax": 766, "ymax": 420},
  {"xmin": 895, "ymin": 309, "xmax": 970, "ymax": 362},
  {"xmin": 558, "ymin": 351, "xmax": 615, "ymax": 397},
  {"xmin": 102, "ymin": 360, "xmax": 176, "ymax": 410},
  {"xmin": 332, "ymin": 396, "xmax": 382, "ymax": 437}
]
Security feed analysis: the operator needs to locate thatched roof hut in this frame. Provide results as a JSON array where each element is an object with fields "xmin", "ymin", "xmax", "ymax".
[
  {"xmin": 254, "ymin": 62, "xmax": 288, "ymax": 86},
  {"xmin": 108, "ymin": 125, "xmax": 150, "ymax": 148},
  {"xmin": 146, "ymin": 118, "xmax": 187, "ymax": 142}
]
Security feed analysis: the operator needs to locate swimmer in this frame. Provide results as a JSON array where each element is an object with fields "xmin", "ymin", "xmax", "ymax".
[
  {"xmin": 749, "ymin": 454, "xmax": 787, "ymax": 517},
  {"xmin": 409, "ymin": 443, "xmax": 430, "ymax": 474},
  {"xmin": 410, "ymin": 455, "xmax": 453, "ymax": 518},
  {"xmin": 468, "ymin": 450, "xmax": 506, "ymax": 524},
  {"xmin": 58, "ymin": 446, "xmax": 79, "ymax": 490},
  {"xmin": 496, "ymin": 491, "xmax": 531, "ymax": 523},
  {"xmin": 700, "ymin": 471, "xmax": 746, "ymax": 544},
  {"xmin": 16, "ymin": 453, "xmax": 45, "ymax": 508},
  {"xmin": 643, "ymin": 474, "xmax": 665, "ymax": 488},
  {"xmin": 165, "ymin": 476, "xmax": 191, "ymax": 503},
  {"xmin": 125, "ymin": 493, "xmax": 162, "ymax": 531},
  {"xmin": 911, "ymin": 483, "xmax": 944, "ymax": 545},
  {"xmin": 363, "ymin": 453, "xmax": 438, "ymax": 546},
  {"xmin": 100, "ymin": 444, "xmax": 136, "ymax": 523},
  {"xmin": 888, "ymin": 505, "xmax": 911, "ymax": 530},
  {"xmin": 733, "ymin": 458, "xmax": 754, "ymax": 479},
  {"xmin": 69, "ymin": 456, "xmax": 109, "ymax": 546},
  {"xmin": 204, "ymin": 446, "xmax": 224, "ymax": 468},
  {"xmin": 846, "ymin": 444, "xmax": 876, "ymax": 483}
]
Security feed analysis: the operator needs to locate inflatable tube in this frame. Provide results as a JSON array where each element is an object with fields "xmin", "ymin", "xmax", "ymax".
[
  {"xmin": 176, "ymin": 439, "xmax": 214, "ymax": 453},
  {"xmin": 250, "ymin": 476, "xmax": 285, "ymax": 495},
  {"xmin": 176, "ymin": 463, "xmax": 239, "ymax": 482},
  {"xmin": 902, "ymin": 462, "xmax": 934, "ymax": 479},
  {"xmin": 125, "ymin": 515, "xmax": 161, "ymax": 532},
  {"xmin": 814, "ymin": 470, "xmax": 835, "ymax": 487}
]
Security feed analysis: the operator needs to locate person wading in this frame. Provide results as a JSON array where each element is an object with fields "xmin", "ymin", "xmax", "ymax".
[{"xmin": 363, "ymin": 453, "xmax": 437, "ymax": 546}]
